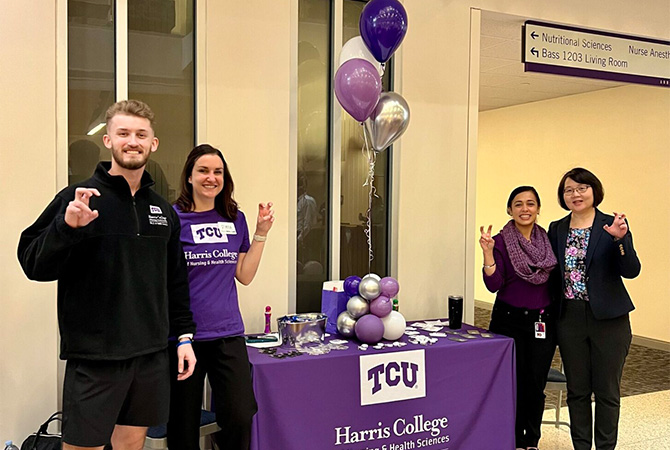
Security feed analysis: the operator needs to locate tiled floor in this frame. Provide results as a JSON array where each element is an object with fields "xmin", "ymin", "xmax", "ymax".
[
  {"xmin": 538, "ymin": 390, "xmax": 670, "ymax": 449},
  {"xmin": 474, "ymin": 306, "xmax": 670, "ymax": 401},
  {"xmin": 474, "ymin": 306, "xmax": 670, "ymax": 448}
]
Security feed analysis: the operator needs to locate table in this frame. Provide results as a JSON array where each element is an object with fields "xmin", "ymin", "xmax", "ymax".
[{"xmin": 248, "ymin": 320, "xmax": 516, "ymax": 450}]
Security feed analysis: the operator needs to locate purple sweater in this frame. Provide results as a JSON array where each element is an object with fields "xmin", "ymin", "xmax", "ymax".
[{"xmin": 483, "ymin": 234, "xmax": 551, "ymax": 310}]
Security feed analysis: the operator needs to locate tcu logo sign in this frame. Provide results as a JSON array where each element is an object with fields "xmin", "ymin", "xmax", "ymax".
[
  {"xmin": 368, "ymin": 361, "xmax": 419, "ymax": 394},
  {"xmin": 191, "ymin": 223, "xmax": 229, "ymax": 244},
  {"xmin": 359, "ymin": 350, "xmax": 426, "ymax": 406}
]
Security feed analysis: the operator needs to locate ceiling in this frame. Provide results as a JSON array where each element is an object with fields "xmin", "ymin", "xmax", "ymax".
[{"xmin": 479, "ymin": 12, "xmax": 625, "ymax": 111}]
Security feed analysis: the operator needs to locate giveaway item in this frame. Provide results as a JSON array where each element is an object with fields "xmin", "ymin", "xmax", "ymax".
[
  {"xmin": 277, "ymin": 313, "xmax": 327, "ymax": 348},
  {"xmin": 20, "ymin": 412, "xmax": 62, "ymax": 450},
  {"xmin": 448, "ymin": 295, "xmax": 463, "ymax": 329},
  {"xmin": 321, "ymin": 280, "xmax": 347, "ymax": 334}
]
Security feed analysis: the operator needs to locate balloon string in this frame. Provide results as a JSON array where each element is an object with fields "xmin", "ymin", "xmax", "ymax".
[{"xmin": 361, "ymin": 125, "xmax": 377, "ymax": 274}]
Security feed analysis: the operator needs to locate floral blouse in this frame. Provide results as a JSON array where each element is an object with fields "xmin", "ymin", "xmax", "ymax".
[{"xmin": 564, "ymin": 227, "xmax": 591, "ymax": 301}]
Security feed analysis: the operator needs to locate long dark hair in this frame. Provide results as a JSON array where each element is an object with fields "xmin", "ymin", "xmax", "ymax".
[{"xmin": 174, "ymin": 144, "xmax": 238, "ymax": 220}]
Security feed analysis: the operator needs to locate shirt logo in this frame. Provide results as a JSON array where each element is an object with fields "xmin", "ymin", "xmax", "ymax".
[
  {"xmin": 191, "ymin": 222, "xmax": 229, "ymax": 243},
  {"xmin": 150, "ymin": 205, "xmax": 163, "ymax": 214},
  {"xmin": 359, "ymin": 350, "xmax": 426, "ymax": 406},
  {"xmin": 149, "ymin": 215, "xmax": 168, "ymax": 226}
]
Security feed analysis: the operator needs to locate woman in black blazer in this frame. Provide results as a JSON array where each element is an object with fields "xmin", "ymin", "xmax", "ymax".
[{"xmin": 548, "ymin": 168, "xmax": 640, "ymax": 450}]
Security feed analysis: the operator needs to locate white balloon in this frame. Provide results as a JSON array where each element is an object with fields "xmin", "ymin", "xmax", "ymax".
[
  {"xmin": 381, "ymin": 310, "xmax": 406, "ymax": 341},
  {"xmin": 339, "ymin": 36, "xmax": 383, "ymax": 75}
]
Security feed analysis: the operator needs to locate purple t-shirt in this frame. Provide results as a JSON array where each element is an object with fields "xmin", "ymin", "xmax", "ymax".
[
  {"xmin": 175, "ymin": 207, "xmax": 250, "ymax": 340},
  {"xmin": 483, "ymin": 234, "xmax": 551, "ymax": 310}
]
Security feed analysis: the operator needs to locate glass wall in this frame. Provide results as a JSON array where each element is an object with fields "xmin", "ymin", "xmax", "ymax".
[
  {"xmin": 128, "ymin": 0, "xmax": 195, "ymax": 201},
  {"xmin": 340, "ymin": 0, "xmax": 391, "ymax": 278},
  {"xmin": 296, "ymin": 0, "xmax": 332, "ymax": 313},
  {"xmin": 67, "ymin": 0, "xmax": 115, "ymax": 185},
  {"xmin": 68, "ymin": 0, "xmax": 195, "ymax": 201}
]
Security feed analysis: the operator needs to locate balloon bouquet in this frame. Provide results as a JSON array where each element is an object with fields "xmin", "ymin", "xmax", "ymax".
[
  {"xmin": 333, "ymin": 0, "xmax": 409, "ymax": 345},
  {"xmin": 337, "ymin": 274, "xmax": 406, "ymax": 344},
  {"xmin": 335, "ymin": 0, "xmax": 409, "ymax": 267},
  {"xmin": 335, "ymin": 0, "xmax": 410, "ymax": 145}
]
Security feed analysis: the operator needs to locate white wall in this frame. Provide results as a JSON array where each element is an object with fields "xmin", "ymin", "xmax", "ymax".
[
  {"xmin": 476, "ymin": 85, "xmax": 670, "ymax": 342},
  {"xmin": 201, "ymin": 0, "xmax": 294, "ymax": 333},
  {"xmin": 0, "ymin": 1, "xmax": 60, "ymax": 442},
  {"xmin": 397, "ymin": 0, "xmax": 669, "ymax": 322}
]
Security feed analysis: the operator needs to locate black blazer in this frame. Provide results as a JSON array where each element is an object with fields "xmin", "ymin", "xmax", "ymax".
[{"xmin": 548, "ymin": 209, "xmax": 641, "ymax": 320}]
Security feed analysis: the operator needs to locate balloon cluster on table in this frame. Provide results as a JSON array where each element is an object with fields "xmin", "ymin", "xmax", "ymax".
[{"xmin": 337, "ymin": 274, "xmax": 406, "ymax": 344}]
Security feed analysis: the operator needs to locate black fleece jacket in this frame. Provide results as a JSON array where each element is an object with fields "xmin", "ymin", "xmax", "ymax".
[{"xmin": 18, "ymin": 162, "xmax": 195, "ymax": 360}]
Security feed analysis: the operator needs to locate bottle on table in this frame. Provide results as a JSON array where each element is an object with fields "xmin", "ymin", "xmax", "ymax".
[
  {"xmin": 392, "ymin": 298, "xmax": 399, "ymax": 311},
  {"xmin": 264, "ymin": 305, "xmax": 272, "ymax": 333},
  {"xmin": 5, "ymin": 441, "xmax": 19, "ymax": 450},
  {"xmin": 448, "ymin": 295, "xmax": 463, "ymax": 329}
]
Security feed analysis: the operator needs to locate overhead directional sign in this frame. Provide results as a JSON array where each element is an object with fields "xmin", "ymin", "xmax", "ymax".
[{"xmin": 523, "ymin": 20, "xmax": 670, "ymax": 87}]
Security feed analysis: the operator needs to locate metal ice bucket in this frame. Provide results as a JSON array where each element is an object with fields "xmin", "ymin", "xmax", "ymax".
[{"xmin": 277, "ymin": 313, "xmax": 327, "ymax": 348}]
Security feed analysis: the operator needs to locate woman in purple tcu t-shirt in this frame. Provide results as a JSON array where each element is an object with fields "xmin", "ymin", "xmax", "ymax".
[
  {"xmin": 479, "ymin": 186, "xmax": 557, "ymax": 450},
  {"xmin": 167, "ymin": 144, "xmax": 274, "ymax": 450}
]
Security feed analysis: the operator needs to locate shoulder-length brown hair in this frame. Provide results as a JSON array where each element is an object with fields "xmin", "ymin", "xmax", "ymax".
[{"xmin": 174, "ymin": 144, "xmax": 238, "ymax": 220}]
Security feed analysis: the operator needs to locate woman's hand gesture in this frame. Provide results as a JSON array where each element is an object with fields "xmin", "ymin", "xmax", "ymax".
[
  {"xmin": 255, "ymin": 202, "xmax": 275, "ymax": 237},
  {"xmin": 603, "ymin": 211, "xmax": 628, "ymax": 240},
  {"xmin": 479, "ymin": 225, "xmax": 494, "ymax": 252}
]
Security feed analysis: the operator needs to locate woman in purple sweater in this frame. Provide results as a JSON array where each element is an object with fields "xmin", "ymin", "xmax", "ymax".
[{"xmin": 479, "ymin": 186, "xmax": 557, "ymax": 450}]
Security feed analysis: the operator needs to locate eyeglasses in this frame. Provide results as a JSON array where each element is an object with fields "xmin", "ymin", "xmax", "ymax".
[{"xmin": 563, "ymin": 185, "xmax": 590, "ymax": 196}]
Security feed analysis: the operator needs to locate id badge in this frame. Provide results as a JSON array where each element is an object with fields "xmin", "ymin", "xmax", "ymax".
[{"xmin": 534, "ymin": 321, "xmax": 546, "ymax": 339}]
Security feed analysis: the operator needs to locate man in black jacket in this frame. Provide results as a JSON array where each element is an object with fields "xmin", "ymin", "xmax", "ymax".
[{"xmin": 18, "ymin": 100, "xmax": 196, "ymax": 450}]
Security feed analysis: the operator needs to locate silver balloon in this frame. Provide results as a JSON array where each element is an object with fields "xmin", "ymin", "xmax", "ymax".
[
  {"xmin": 347, "ymin": 295, "xmax": 370, "ymax": 319},
  {"xmin": 337, "ymin": 311, "xmax": 357, "ymax": 337},
  {"xmin": 364, "ymin": 92, "xmax": 410, "ymax": 152},
  {"xmin": 359, "ymin": 275, "xmax": 381, "ymax": 301}
]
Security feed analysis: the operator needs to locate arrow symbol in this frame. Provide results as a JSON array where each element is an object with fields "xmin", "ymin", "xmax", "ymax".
[
  {"xmin": 530, "ymin": 31, "xmax": 538, "ymax": 39},
  {"xmin": 531, "ymin": 47, "xmax": 539, "ymax": 57}
]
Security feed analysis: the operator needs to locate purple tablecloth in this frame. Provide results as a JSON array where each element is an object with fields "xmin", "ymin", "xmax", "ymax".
[{"xmin": 249, "ymin": 320, "xmax": 516, "ymax": 450}]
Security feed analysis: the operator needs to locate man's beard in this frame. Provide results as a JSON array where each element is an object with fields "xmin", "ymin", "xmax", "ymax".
[{"xmin": 111, "ymin": 145, "xmax": 150, "ymax": 170}]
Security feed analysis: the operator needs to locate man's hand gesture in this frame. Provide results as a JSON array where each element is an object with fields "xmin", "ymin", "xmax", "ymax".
[{"xmin": 65, "ymin": 188, "xmax": 101, "ymax": 228}]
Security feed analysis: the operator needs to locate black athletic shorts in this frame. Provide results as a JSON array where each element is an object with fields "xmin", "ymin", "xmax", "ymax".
[{"xmin": 62, "ymin": 349, "xmax": 170, "ymax": 447}]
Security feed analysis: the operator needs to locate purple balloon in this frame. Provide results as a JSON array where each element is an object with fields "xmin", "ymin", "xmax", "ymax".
[
  {"xmin": 343, "ymin": 275, "xmax": 362, "ymax": 297},
  {"xmin": 334, "ymin": 58, "xmax": 382, "ymax": 122},
  {"xmin": 359, "ymin": 0, "xmax": 408, "ymax": 63},
  {"xmin": 370, "ymin": 295, "xmax": 392, "ymax": 318},
  {"xmin": 355, "ymin": 314, "xmax": 385, "ymax": 344},
  {"xmin": 379, "ymin": 277, "xmax": 400, "ymax": 297}
]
